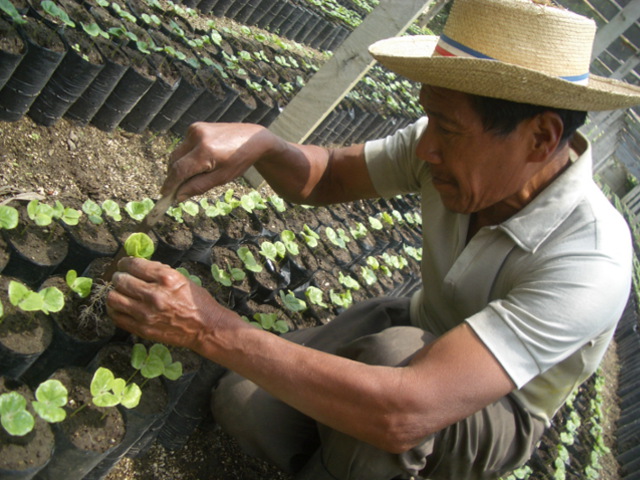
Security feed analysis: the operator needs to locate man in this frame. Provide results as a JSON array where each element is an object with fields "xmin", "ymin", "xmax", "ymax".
[{"xmin": 106, "ymin": 0, "xmax": 640, "ymax": 478}]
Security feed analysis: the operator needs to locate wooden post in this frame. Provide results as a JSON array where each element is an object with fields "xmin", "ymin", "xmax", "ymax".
[
  {"xmin": 591, "ymin": 1, "xmax": 640, "ymax": 60},
  {"xmin": 243, "ymin": 0, "xmax": 436, "ymax": 188}
]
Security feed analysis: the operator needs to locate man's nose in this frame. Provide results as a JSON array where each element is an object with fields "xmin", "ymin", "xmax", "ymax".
[{"xmin": 415, "ymin": 127, "xmax": 442, "ymax": 165}]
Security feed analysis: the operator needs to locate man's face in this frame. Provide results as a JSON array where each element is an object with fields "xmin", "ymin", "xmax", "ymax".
[{"xmin": 416, "ymin": 86, "xmax": 535, "ymax": 215}]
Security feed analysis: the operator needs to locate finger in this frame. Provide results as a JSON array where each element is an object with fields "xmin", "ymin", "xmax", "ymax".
[
  {"xmin": 161, "ymin": 146, "xmax": 216, "ymax": 198},
  {"xmin": 116, "ymin": 257, "xmax": 167, "ymax": 284}
]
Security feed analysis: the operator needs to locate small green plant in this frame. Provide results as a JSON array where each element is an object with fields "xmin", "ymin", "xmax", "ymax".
[
  {"xmin": 325, "ymin": 227, "xmax": 348, "ymax": 249},
  {"xmin": 31, "ymin": 379, "xmax": 68, "ymax": 424},
  {"xmin": 210, "ymin": 263, "xmax": 246, "ymax": 287},
  {"xmin": 279, "ymin": 290, "xmax": 307, "ymax": 313},
  {"xmin": 349, "ymin": 222, "xmax": 368, "ymax": 240},
  {"xmin": 81, "ymin": 22, "xmax": 110, "ymax": 39},
  {"xmin": 403, "ymin": 245, "xmax": 422, "ymax": 262},
  {"xmin": 268, "ymin": 195, "xmax": 287, "ymax": 213},
  {"xmin": 124, "ymin": 232, "xmax": 155, "ymax": 259},
  {"xmin": 338, "ymin": 272, "xmax": 360, "ymax": 291},
  {"xmin": 102, "ymin": 199, "xmax": 122, "ymax": 221},
  {"xmin": 41, "ymin": 0, "xmax": 75, "ymax": 27},
  {"xmin": 359, "ymin": 266, "xmax": 377, "ymax": 286},
  {"xmin": 237, "ymin": 246, "xmax": 263, "ymax": 273},
  {"xmin": 89, "ymin": 367, "xmax": 141, "ymax": 411},
  {"xmin": 300, "ymin": 224, "xmax": 320, "ymax": 248},
  {"xmin": 0, "ymin": 0, "xmax": 26, "ymax": 24},
  {"xmin": 200, "ymin": 198, "xmax": 232, "ymax": 218},
  {"xmin": 0, "ymin": 391, "xmax": 34, "ymax": 436},
  {"xmin": 0, "ymin": 205, "xmax": 19, "ymax": 230},
  {"xmin": 244, "ymin": 312, "xmax": 289, "ymax": 333},
  {"xmin": 259, "ymin": 241, "xmax": 286, "ymax": 263},
  {"xmin": 82, "ymin": 199, "xmax": 104, "ymax": 225},
  {"xmin": 305, "ymin": 286, "xmax": 327, "ymax": 308},
  {"xmin": 66, "ymin": 270, "xmax": 93, "ymax": 298},
  {"xmin": 26, "ymin": 199, "xmax": 55, "ymax": 226},
  {"xmin": 176, "ymin": 267, "xmax": 202, "ymax": 287},
  {"xmin": 368, "ymin": 215, "xmax": 383, "ymax": 230},
  {"xmin": 280, "ymin": 230, "xmax": 299, "ymax": 256},
  {"xmin": 8, "ymin": 280, "xmax": 64, "ymax": 315},
  {"xmin": 130, "ymin": 343, "xmax": 183, "ymax": 384},
  {"xmin": 329, "ymin": 289, "xmax": 353, "ymax": 309},
  {"xmin": 124, "ymin": 198, "xmax": 154, "ymax": 221}
]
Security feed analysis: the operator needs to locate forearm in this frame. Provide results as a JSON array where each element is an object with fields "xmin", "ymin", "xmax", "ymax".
[{"xmin": 195, "ymin": 309, "xmax": 423, "ymax": 452}]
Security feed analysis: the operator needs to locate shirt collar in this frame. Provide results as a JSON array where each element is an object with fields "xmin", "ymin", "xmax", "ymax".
[{"xmin": 496, "ymin": 133, "xmax": 592, "ymax": 253}]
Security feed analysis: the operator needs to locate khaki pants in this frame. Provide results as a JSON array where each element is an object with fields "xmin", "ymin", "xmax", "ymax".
[{"xmin": 211, "ymin": 297, "xmax": 545, "ymax": 480}]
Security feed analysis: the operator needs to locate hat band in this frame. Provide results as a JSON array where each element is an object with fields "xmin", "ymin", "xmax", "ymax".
[{"xmin": 434, "ymin": 34, "xmax": 590, "ymax": 86}]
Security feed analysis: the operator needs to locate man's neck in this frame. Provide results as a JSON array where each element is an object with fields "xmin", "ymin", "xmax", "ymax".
[{"xmin": 467, "ymin": 143, "xmax": 573, "ymax": 243}]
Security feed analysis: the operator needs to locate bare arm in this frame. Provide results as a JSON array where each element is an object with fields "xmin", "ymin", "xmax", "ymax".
[
  {"xmin": 107, "ymin": 258, "xmax": 515, "ymax": 453},
  {"xmin": 162, "ymin": 122, "xmax": 377, "ymax": 205}
]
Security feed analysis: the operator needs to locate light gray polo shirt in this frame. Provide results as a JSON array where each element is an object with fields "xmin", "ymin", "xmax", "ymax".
[{"xmin": 365, "ymin": 117, "xmax": 632, "ymax": 423}]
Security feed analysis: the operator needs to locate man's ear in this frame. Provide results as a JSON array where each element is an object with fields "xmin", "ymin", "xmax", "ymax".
[{"xmin": 528, "ymin": 111, "xmax": 564, "ymax": 163}]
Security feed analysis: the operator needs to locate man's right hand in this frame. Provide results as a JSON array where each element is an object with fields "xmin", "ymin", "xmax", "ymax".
[{"xmin": 161, "ymin": 122, "xmax": 279, "ymax": 202}]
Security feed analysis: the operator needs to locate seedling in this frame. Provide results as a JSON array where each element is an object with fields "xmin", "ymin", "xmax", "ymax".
[
  {"xmin": 279, "ymin": 290, "xmax": 307, "ymax": 313},
  {"xmin": 380, "ymin": 211, "xmax": 395, "ymax": 226},
  {"xmin": 81, "ymin": 22, "xmax": 110, "ymax": 39},
  {"xmin": 325, "ymin": 227, "xmax": 347, "ymax": 249},
  {"xmin": 359, "ymin": 266, "xmax": 377, "ymax": 286},
  {"xmin": 102, "ymin": 199, "xmax": 122, "ymax": 221},
  {"xmin": 329, "ymin": 289, "xmax": 353, "ymax": 309},
  {"xmin": 268, "ymin": 195, "xmax": 286, "ymax": 213},
  {"xmin": 305, "ymin": 286, "xmax": 327, "ymax": 308},
  {"xmin": 245, "ymin": 312, "xmax": 289, "ymax": 333},
  {"xmin": 368, "ymin": 215, "xmax": 383, "ymax": 230},
  {"xmin": 259, "ymin": 241, "xmax": 286, "ymax": 263},
  {"xmin": 66, "ymin": 269, "xmax": 93, "ymax": 298},
  {"xmin": 211, "ymin": 264, "xmax": 246, "ymax": 287},
  {"xmin": 0, "ymin": 391, "xmax": 34, "ymax": 436},
  {"xmin": 8, "ymin": 280, "xmax": 64, "ymax": 315},
  {"xmin": 0, "ymin": 0, "xmax": 26, "ymax": 24},
  {"xmin": 31, "ymin": 379, "xmax": 68, "ymax": 424},
  {"xmin": 26, "ymin": 199, "xmax": 55, "ymax": 226},
  {"xmin": 237, "ymin": 246, "xmax": 263, "ymax": 273},
  {"xmin": 89, "ymin": 367, "xmax": 141, "ymax": 411},
  {"xmin": 82, "ymin": 199, "xmax": 104, "ymax": 225},
  {"xmin": 280, "ymin": 230, "xmax": 299, "ymax": 256},
  {"xmin": 300, "ymin": 224, "xmax": 320, "ymax": 248},
  {"xmin": 41, "ymin": 0, "xmax": 75, "ymax": 28},
  {"xmin": 130, "ymin": 343, "xmax": 183, "ymax": 384},
  {"xmin": 176, "ymin": 267, "xmax": 202, "ymax": 286},
  {"xmin": 403, "ymin": 245, "xmax": 422, "ymax": 262},
  {"xmin": 0, "ymin": 205, "xmax": 19, "ymax": 230},
  {"xmin": 338, "ymin": 272, "xmax": 360, "ymax": 291},
  {"xmin": 124, "ymin": 198, "xmax": 154, "ymax": 221},
  {"xmin": 52, "ymin": 201, "xmax": 82, "ymax": 226},
  {"xmin": 124, "ymin": 232, "xmax": 155, "ymax": 260},
  {"xmin": 200, "ymin": 198, "xmax": 232, "ymax": 218},
  {"xmin": 349, "ymin": 222, "xmax": 368, "ymax": 240}
]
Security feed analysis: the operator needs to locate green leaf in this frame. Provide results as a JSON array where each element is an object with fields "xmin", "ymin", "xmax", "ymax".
[
  {"xmin": 102, "ymin": 200, "xmax": 122, "ymax": 221},
  {"xmin": 0, "ymin": 205, "xmax": 19, "ymax": 229},
  {"xmin": 279, "ymin": 290, "xmax": 307, "ymax": 313},
  {"xmin": 368, "ymin": 216, "xmax": 383, "ymax": 230},
  {"xmin": 124, "ymin": 199, "xmax": 154, "ymax": 221},
  {"xmin": 259, "ymin": 241, "xmax": 279, "ymax": 262},
  {"xmin": 0, "ymin": 0, "xmax": 26, "ymax": 24},
  {"xmin": 124, "ymin": 232, "xmax": 155, "ymax": 259},
  {"xmin": 338, "ymin": 272, "xmax": 360, "ymax": 290},
  {"xmin": 39, "ymin": 286, "xmax": 65, "ymax": 314},
  {"xmin": 130, "ymin": 343, "xmax": 147, "ymax": 370},
  {"xmin": 360, "ymin": 266, "xmax": 377, "ymax": 286},
  {"xmin": 211, "ymin": 264, "xmax": 232, "ymax": 287},
  {"xmin": 181, "ymin": 200, "xmax": 199, "ymax": 217},
  {"xmin": 32, "ymin": 379, "xmax": 68, "ymax": 423},
  {"xmin": 60, "ymin": 207, "xmax": 82, "ymax": 226},
  {"xmin": 82, "ymin": 199, "xmax": 103, "ymax": 225},
  {"xmin": 305, "ymin": 286, "xmax": 327, "ymax": 308},
  {"xmin": 237, "ymin": 247, "xmax": 263, "ymax": 273},
  {"xmin": 66, "ymin": 270, "xmax": 93, "ymax": 298},
  {"xmin": 27, "ymin": 200, "xmax": 54, "ymax": 226},
  {"xmin": 325, "ymin": 227, "xmax": 345, "ymax": 249},
  {"xmin": 120, "ymin": 383, "xmax": 142, "ymax": 409},
  {"xmin": 91, "ymin": 368, "xmax": 120, "ymax": 407},
  {"xmin": 0, "ymin": 392, "xmax": 34, "ymax": 436},
  {"xmin": 268, "ymin": 195, "xmax": 286, "ymax": 213},
  {"xmin": 164, "ymin": 362, "xmax": 183, "ymax": 381},
  {"xmin": 8, "ymin": 281, "xmax": 44, "ymax": 312},
  {"xmin": 41, "ymin": 0, "xmax": 75, "ymax": 27}
]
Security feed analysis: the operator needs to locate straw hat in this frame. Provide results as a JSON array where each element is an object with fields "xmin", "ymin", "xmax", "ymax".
[{"xmin": 368, "ymin": 0, "xmax": 640, "ymax": 111}]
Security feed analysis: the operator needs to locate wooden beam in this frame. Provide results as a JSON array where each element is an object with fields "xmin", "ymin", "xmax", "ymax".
[
  {"xmin": 591, "ymin": 0, "xmax": 640, "ymax": 60},
  {"xmin": 243, "ymin": 0, "xmax": 437, "ymax": 188}
]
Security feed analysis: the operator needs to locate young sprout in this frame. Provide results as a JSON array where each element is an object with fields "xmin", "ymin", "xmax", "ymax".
[
  {"xmin": 359, "ymin": 266, "xmax": 377, "ymax": 286},
  {"xmin": 130, "ymin": 343, "xmax": 183, "ymax": 383},
  {"xmin": 52, "ymin": 201, "xmax": 82, "ymax": 226},
  {"xmin": 279, "ymin": 290, "xmax": 307, "ymax": 313},
  {"xmin": 124, "ymin": 198, "xmax": 154, "ymax": 221},
  {"xmin": 90, "ymin": 367, "xmax": 141, "ymax": 410},
  {"xmin": 237, "ymin": 246, "xmax": 263, "ymax": 273},
  {"xmin": 0, "ymin": 392, "xmax": 34, "ymax": 436},
  {"xmin": 329, "ymin": 289, "xmax": 353, "ymax": 309},
  {"xmin": 280, "ymin": 230, "xmax": 299, "ymax": 256},
  {"xmin": 349, "ymin": 222, "xmax": 369, "ymax": 240},
  {"xmin": 245, "ymin": 313, "xmax": 289, "ymax": 334},
  {"xmin": 31, "ymin": 379, "xmax": 68, "ymax": 424},
  {"xmin": 8, "ymin": 280, "xmax": 64, "ymax": 315},
  {"xmin": 259, "ymin": 241, "xmax": 286, "ymax": 263},
  {"xmin": 102, "ymin": 200, "xmax": 122, "ymax": 221},
  {"xmin": 0, "ymin": 205, "xmax": 18, "ymax": 231},
  {"xmin": 300, "ymin": 224, "xmax": 320, "ymax": 248},
  {"xmin": 124, "ymin": 232, "xmax": 155, "ymax": 260},
  {"xmin": 338, "ymin": 272, "xmax": 360, "ymax": 291},
  {"xmin": 305, "ymin": 286, "xmax": 328, "ymax": 308},
  {"xmin": 65, "ymin": 270, "xmax": 93, "ymax": 298},
  {"xmin": 176, "ymin": 267, "xmax": 202, "ymax": 287},
  {"xmin": 268, "ymin": 195, "xmax": 287, "ymax": 213},
  {"xmin": 82, "ymin": 199, "xmax": 104, "ymax": 225},
  {"xmin": 368, "ymin": 216, "xmax": 383, "ymax": 231},
  {"xmin": 210, "ymin": 264, "xmax": 245, "ymax": 287}
]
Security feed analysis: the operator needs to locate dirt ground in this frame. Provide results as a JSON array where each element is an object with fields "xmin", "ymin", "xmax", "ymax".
[{"xmin": 0, "ymin": 115, "xmax": 624, "ymax": 479}]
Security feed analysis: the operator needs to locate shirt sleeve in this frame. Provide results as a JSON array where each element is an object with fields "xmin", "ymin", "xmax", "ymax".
[
  {"xmin": 466, "ymin": 220, "xmax": 632, "ymax": 388},
  {"xmin": 364, "ymin": 117, "xmax": 429, "ymax": 198}
]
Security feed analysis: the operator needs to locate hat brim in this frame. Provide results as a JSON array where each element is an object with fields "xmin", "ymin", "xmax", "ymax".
[{"xmin": 369, "ymin": 36, "xmax": 640, "ymax": 111}]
